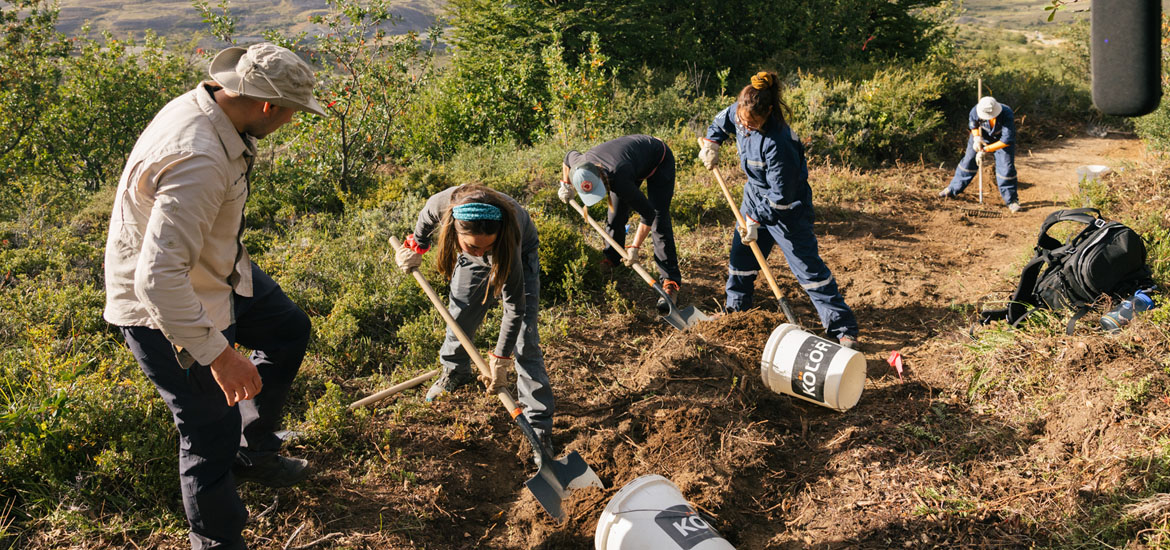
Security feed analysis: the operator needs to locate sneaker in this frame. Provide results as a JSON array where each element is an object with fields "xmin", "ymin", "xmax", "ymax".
[
  {"xmin": 937, "ymin": 188, "xmax": 954, "ymax": 199},
  {"xmin": 234, "ymin": 455, "xmax": 312, "ymax": 488},
  {"xmin": 1008, "ymin": 202, "xmax": 1022, "ymax": 213},
  {"xmin": 424, "ymin": 368, "xmax": 475, "ymax": 403},
  {"xmin": 838, "ymin": 335, "xmax": 858, "ymax": 349}
]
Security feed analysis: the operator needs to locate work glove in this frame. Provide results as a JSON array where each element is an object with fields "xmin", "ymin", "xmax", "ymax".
[
  {"xmin": 975, "ymin": 153, "xmax": 984, "ymax": 167},
  {"xmin": 395, "ymin": 244, "xmax": 423, "ymax": 272},
  {"xmin": 697, "ymin": 138, "xmax": 720, "ymax": 170},
  {"xmin": 622, "ymin": 245, "xmax": 641, "ymax": 266},
  {"xmin": 739, "ymin": 216, "xmax": 760, "ymax": 244},
  {"xmin": 973, "ymin": 138, "xmax": 985, "ymax": 153},
  {"xmin": 557, "ymin": 180, "xmax": 574, "ymax": 204},
  {"xmin": 481, "ymin": 354, "xmax": 512, "ymax": 394}
]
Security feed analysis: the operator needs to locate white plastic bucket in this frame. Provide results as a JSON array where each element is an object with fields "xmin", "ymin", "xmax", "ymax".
[
  {"xmin": 759, "ymin": 323, "xmax": 866, "ymax": 411},
  {"xmin": 595, "ymin": 475, "xmax": 735, "ymax": 550},
  {"xmin": 1076, "ymin": 165, "xmax": 1110, "ymax": 185}
]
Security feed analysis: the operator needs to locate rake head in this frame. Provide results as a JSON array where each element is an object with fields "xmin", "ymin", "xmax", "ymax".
[{"xmin": 959, "ymin": 206, "xmax": 1004, "ymax": 219}]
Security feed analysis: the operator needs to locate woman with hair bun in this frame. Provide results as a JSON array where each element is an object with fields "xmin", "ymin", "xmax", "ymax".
[
  {"xmin": 698, "ymin": 71, "xmax": 860, "ymax": 348},
  {"xmin": 395, "ymin": 184, "xmax": 556, "ymax": 451}
]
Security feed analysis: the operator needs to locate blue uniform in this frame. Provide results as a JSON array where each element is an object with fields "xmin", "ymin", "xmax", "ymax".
[
  {"xmin": 705, "ymin": 104, "xmax": 858, "ymax": 339},
  {"xmin": 945, "ymin": 104, "xmax": 1018, "ymax": 204}
]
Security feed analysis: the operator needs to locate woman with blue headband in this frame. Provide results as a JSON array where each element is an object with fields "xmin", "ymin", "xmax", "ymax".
[{"xmin": 395, "ymin": 184, "xmax": 556, "ymax": 452}]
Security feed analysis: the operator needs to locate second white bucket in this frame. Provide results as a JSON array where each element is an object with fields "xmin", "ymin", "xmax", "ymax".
[
  {"xmin": 760, "ymin": 323, "xmax": 866, "ymax": 411},
  {"xmin": 595, "ymin": 475, "xmax": 735, "ymax": 550}
]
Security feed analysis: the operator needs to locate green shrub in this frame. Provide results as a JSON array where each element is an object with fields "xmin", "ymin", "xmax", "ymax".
[
  {"xmin": 531, "ymin": 210, "xmax": 603, "ymax": 304},
  {"xmin": 788, "ymin": 65, "xmax": 947, "ymax": 167}
]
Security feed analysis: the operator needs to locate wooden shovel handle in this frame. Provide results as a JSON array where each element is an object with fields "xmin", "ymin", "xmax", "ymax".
[
  {"xmin": 388, "ymin": 236, "xmax": 524, "ymax": 415},
  {"xmin": 348, "ymin": 368, "xmax": 440, "ymax": 409},
  {"xmin": 566, "ymin": 198, "xmax": 660, "ymax": 288},
  {"xmin": 710, "ymin": 167, "xmax": 787, "ymax": 306}
]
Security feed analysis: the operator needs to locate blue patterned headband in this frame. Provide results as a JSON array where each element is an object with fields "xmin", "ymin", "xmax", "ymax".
[{"xmin": 452, "ymin": 202, "xmax": 502, "ymax": 221}]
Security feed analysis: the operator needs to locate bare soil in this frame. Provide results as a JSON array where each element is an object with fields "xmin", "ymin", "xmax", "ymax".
[{"xmin": 225, "ymin": 134, "xmax": 1168, "ymax": 549}]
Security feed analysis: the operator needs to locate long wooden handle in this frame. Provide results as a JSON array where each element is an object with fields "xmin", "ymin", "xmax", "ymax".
[
  {"xmin": 348, "ymin": 368, "xmax": 440, "ymax": 409},
  {"xmin": 710, "ymin": 167, "xmax": 786, "ymax": 304},
  {"xmin": 389, "ymin": 237, "xmax": 524, "ymax": 416},
  {"xmin": 566, "ymin": 198, "xmax": 659, "ymax": 287}
]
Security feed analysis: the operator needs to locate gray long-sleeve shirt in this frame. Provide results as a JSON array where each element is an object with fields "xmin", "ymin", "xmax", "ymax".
[{"xmin": 412, "ymin": 186, "xmax": 538, "ymax": 357}]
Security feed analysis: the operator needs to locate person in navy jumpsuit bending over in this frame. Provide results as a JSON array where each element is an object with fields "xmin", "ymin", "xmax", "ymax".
[
  {"xmin": 698, "ymin": 71, "xmax": 859, "ymax": 348},
  {"xmin": 939, "ymin": 96, "xmax": 1020, "ymax": 213}
]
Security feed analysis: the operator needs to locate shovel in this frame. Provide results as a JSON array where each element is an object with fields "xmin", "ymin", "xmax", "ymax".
[
  {"xmin": 389, "ymin": 236, "xmax": 604, "ymax": 520},
  {"xmin": 565, "ymin": 198, "xmax": 709, "ymax": 330},
  {"xmin": 709, "ymin": 166, "xmax": 799, "ymax": 325}
]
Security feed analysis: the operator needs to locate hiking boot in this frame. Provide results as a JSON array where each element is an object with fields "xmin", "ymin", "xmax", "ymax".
[
  {"xmin": 600, "ymin": 257, "xmax": 617, "ymax": 270},
  {"xmin": 1008, "ymin": 202, "xmax": 1022, "ymax": 213},
  {"xmin": 234, "ymin": 455, "xmax": 312, "ymax": 488},
  {"xmin": 424, "ymin": 368, "xmax": 475, "ymax": 403},
  {"xmin": 838, "ymin": 335, "xmax": 858, "ymax": 349},
  {"xmin": 656, "ymin": 280, "xmax": 680, "ymax": 314},
  {"xmin": 937, "ymin": 188, "xmax": 954, "ymax": 199}
]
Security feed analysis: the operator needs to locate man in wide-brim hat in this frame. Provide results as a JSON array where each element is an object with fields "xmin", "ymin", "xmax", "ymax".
[{"xmin": 103, "ymin": 43, "xmax": 325, "ymax": 549}]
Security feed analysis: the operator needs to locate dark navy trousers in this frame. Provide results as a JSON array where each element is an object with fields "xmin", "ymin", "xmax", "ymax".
[
  {"xmin": 120, "ymin": 264, "xmax": 309, "ymax": 550},
  {"xmin": 725, "ymin": 208, "xmax": 858, "ymax": 340},
  {"xmin": 946, "ymin": 137, "xmax": 1018, "ymax": 204}
]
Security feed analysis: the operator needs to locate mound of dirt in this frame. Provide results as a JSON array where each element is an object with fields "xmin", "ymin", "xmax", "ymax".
[{"xmin": 499, "ymin": 311, "xmax": 813, "ymax": 549}]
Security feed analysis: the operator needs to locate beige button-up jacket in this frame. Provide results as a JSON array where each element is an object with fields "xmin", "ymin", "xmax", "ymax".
[{"xmin": 104, "ymin": 83, "xmax": 256, "ymax": 366}]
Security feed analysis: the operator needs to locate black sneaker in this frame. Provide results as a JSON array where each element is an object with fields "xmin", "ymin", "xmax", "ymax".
[
  {"xmin": 234, "ymin": 455, "xmax": 312, "ymax": 488},
  {"xmin": 424, "ymin": 369, "xmax": 475, "ymax": 403}
]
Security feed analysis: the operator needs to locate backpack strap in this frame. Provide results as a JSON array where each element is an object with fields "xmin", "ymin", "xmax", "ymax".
[
  {"xmin": 1043, "ymin": 209, "xmax": 1104, "ymax": 256},
  {"xmin": 1065, "ymin": 306, "xmax": 1092, "ymax": 335}
]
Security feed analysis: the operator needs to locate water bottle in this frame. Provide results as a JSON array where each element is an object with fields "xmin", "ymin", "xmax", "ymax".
[{"xmin": 1100, "ymin": 290, "xmax": 1156, "ymax": 333}]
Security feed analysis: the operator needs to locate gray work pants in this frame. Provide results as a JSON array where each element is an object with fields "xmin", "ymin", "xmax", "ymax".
[{"xmin": 439, "ymin": 248, "xmax": 555, "ymax": 437}]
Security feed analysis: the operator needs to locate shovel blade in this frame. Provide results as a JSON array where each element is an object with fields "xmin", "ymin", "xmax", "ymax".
[
  {"xmin": 653, "ymin": 284, "xmax": 710, "ymax": 331},
  {"xmin": 662, "ymin": 304, "xmax": 710, "ymax": 330},
  {"xmin": 524, "ymin": 450, "xmax": 604, "ymax": 521}
]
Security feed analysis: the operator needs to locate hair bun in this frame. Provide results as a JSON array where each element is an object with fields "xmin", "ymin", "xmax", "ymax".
[{"xmin": 750, "ymin": 71, "xmax": 773, "ymax": 90}]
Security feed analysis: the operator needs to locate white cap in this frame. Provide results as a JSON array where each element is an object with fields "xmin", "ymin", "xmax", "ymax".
[{"xmin": 976, "ymin": 96, "xmax": 1002, "ymax": 120}]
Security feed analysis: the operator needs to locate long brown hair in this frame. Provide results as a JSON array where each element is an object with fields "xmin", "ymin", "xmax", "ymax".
[
  {"xmin": 736, "ymin": 71, "xmax": 792, "ymax": 129},
  {"xmin": 435, "ymin": 184, "xmax": 520, "ymax": 302}
]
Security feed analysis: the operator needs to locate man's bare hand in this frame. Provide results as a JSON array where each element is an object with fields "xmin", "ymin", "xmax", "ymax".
[{"xmin": 209, "ymin": 344, "xmax": 262, "ymax": 406}]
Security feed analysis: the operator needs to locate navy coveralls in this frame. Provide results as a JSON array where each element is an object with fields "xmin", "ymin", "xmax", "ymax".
[
  {"xmin": 705, "ymin": 104, "xmax": 858, "ymax": 340},
  {"xmin": 564, "ymin": 135, "xmax": 681, "ymax": 284},
  {"xmin": 945, "ymin": 104, "xmax": 1018, "ymax": 205}
]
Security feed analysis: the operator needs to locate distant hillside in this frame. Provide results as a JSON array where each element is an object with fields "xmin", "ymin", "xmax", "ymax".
[{"xmin": 52, "ymin": 0, "xmax": 444, "ymax": 41}]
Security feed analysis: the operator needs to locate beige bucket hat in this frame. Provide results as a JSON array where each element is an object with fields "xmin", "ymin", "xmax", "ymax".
[{"xmin": 209, "ymin": 43, "xmax": 326, "ymax": 117}]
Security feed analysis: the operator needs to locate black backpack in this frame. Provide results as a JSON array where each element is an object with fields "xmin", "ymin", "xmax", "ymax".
[{"xmin": 981, "ymin": 208, "xmax": 1153, "ymax": 334}]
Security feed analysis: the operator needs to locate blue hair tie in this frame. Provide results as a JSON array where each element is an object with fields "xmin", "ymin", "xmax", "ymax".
[{"xmin": 452, "ymin": 202, "xmax": 502, "ymax": 221}]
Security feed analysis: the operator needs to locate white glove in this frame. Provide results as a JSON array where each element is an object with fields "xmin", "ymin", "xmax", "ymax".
[
  {"xmin": 697, "ymin": 138, "xmax": 720, "ymax": 170},
  {"xmin": 395, "ymin": 245, "xmax": 423, "ymax": 272},
  {"xmin": 557, "ymin": 180, "xmax": 574, "ymax": 204},
  {"xmin": 739, "ymin": 217, "xmax": 760, "ymax": 244},
  {"xmin": 973, "ymin": 138, "xmax": 985, "ymax": 153},
  {"xmin": 481, "ymin": 354, "xmax": 512, "ymax": 393},
  {"xmin": 975, "ymin": 153, "xmax": 984, "ymax": 167},
  {"xmin": 622, "ymin": 245, "xmax": 641, "ymax": 266}
]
